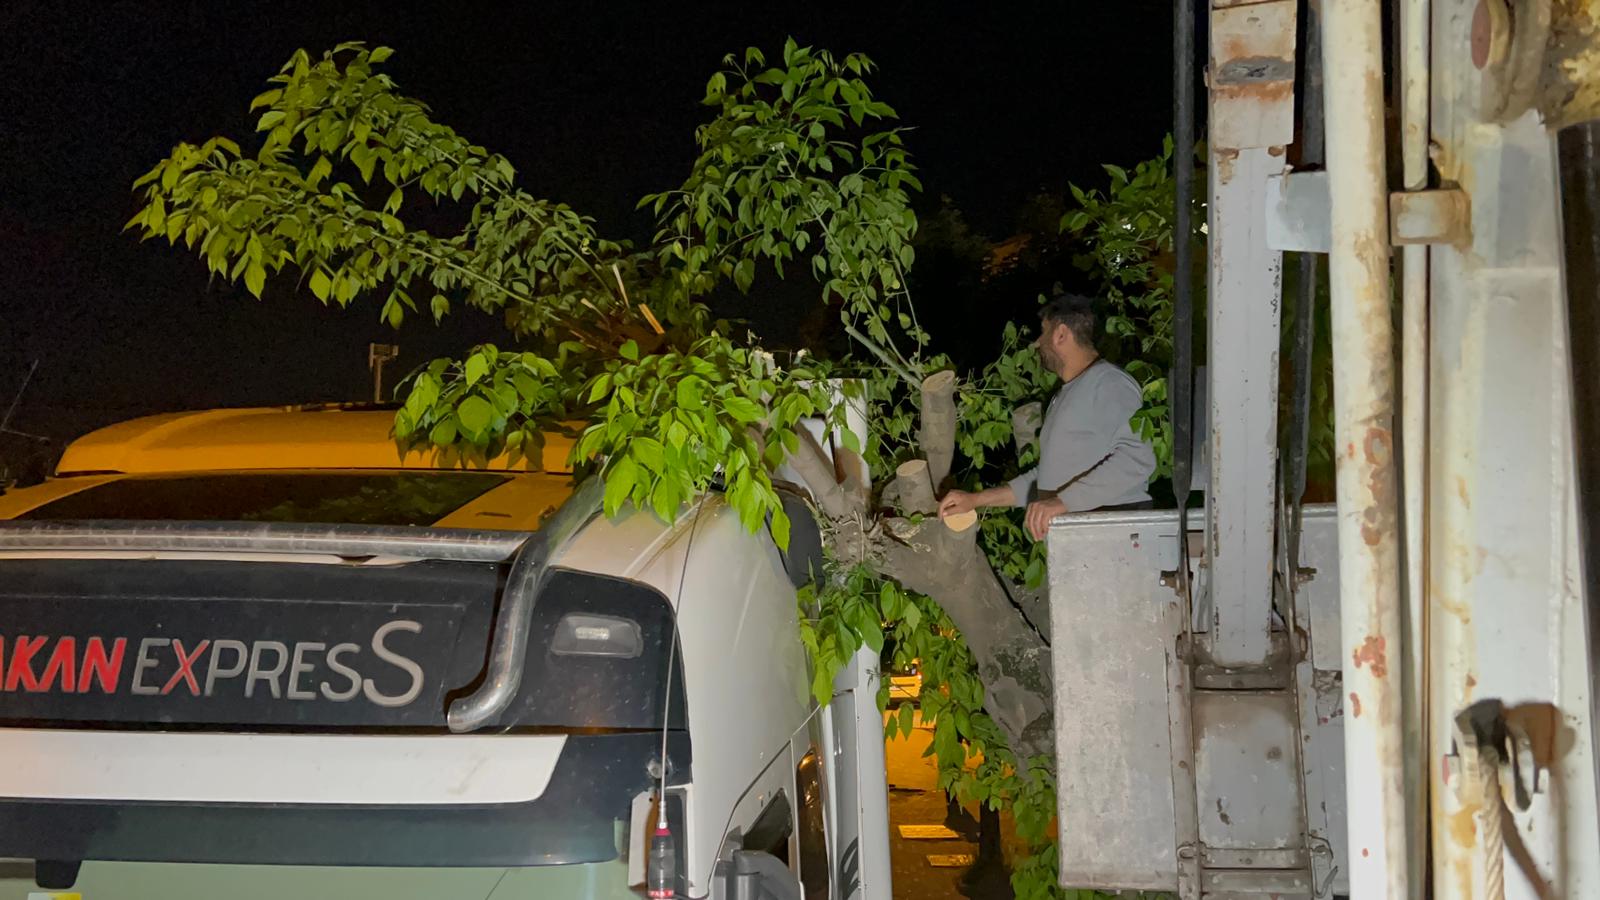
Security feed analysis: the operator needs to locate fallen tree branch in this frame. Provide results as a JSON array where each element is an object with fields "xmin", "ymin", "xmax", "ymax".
[
  {"xmin": 785, "ymin": 427, "xmax": 864, "ymax": 520},
  {"xmin": 873, "ymin": 515, "xmax": 1054, "ymax": 763}
]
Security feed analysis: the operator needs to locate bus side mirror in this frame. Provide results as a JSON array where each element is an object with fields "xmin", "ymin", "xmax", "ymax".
[{"xmin": 714, "ymin": 850, "xmax": 801, "ymax": 900}]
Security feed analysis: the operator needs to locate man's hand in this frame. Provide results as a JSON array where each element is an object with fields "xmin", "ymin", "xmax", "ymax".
[
  {"xmin": 938, "ymin": 489, "xmax": 978, "ymax": 520},
  {"xmin": 1025, "ymin": 496, "xmax": 1068, "ymax": 540}
]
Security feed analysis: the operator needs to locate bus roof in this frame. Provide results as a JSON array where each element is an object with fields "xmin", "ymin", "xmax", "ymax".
[{"xmin": 54, "ymin": 405, "xmax": 577, "ymax": 476}]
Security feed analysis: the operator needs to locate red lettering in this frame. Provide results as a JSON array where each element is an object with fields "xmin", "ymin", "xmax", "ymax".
[
  {"xmin": 160, "ymin": 639, "xmax": 210, "ymax": 696},
  {"xmin": 5, "ymin": 636, "xmax": 47, "ymax": 691},
  {"xmin": 37, "ymin": 638, "xmax": 76, "ymax": 692},
  {"xmin": 0, "ymin": 637, "xmax": 5, "ymax": 690},
  {"xmin": 78, "ymin": 638, "xmax": 126, "ymax": 694}
]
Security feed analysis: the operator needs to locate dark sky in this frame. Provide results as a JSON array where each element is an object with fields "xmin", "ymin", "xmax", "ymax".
[{"xmin": 0, "ymin": 1, "xmax": 1171, "ymax": 439}]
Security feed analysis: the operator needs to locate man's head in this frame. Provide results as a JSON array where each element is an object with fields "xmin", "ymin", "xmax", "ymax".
[{"xmin": 1036, "ymin": 292, "xmax": 1098, "ymax": 376}]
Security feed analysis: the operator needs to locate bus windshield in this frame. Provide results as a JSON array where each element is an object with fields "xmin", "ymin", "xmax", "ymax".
[{"xmin": 15, "ymin": 471, "xmax": 512, "ymax": 527}]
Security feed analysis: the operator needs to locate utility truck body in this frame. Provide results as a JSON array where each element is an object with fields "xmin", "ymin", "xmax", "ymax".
[{"xmin": 1047, "ymin": 1, "xmax": 1600, "ymax": 897}]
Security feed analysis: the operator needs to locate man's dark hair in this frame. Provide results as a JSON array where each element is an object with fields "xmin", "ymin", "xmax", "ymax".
[{"xmin": 1039, "ymin": 291, "xmax": 1098, "ymax": 349}]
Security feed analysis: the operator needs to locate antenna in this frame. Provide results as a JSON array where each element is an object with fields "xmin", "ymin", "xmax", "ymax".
[
  {"xmin": 648, "ymin": 493, "xmax": 709, "ymax": 900},
  {"xmin": 368, "ymin": 343, "xmax": 399, "ymax": 402},
  {"xmin": 0, "ymin": 360, "xmax": 39, "ymax": 436}
]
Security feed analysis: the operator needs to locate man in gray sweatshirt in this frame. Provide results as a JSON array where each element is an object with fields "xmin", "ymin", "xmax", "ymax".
[{"xmin": 939, "ymin": 293, "xmax": 1157, "ymax": 539}]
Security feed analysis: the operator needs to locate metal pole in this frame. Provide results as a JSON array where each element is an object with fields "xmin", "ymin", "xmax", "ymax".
[
  {"xmin": 0, "ymin": 360, "xmax": 39, "ymax": 436},
  {"xmin": 1399, "ymin": 0, "xmax": 1432, "ymax": 893},
  {"xmin": 1172, "ymin": 0, "xmax": 1196, "ymax": 598},
  {"xmin": 1558, "ymin": 118, "xmax": 1600, "ymax": 889},
  {"xmin": 1286, "ymin": 0, "xmax": 1324, "ymax": 573},
  {"xmin": 1323, "ymin": 0, "xmax": 1409, "ymax": 895}
]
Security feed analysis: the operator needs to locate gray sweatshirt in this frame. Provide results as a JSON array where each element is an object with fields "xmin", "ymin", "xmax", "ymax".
[{"xmin": 1008, "ymin": 360, "xmax": 1156, "ymax": 511}]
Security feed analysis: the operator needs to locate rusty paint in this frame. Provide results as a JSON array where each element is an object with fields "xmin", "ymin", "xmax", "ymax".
[
  {"xmin": 1349, "ymin": 692, "xmax": 1363, "ymax": 718},
  {"xmin": 1363, "ymin": 426, "xmax": 1394, "ymax": 467},
  {"xmin": 1456, "ymin": 476, "xmax": 1471, "ymax": 509},
  {"xmin": 1352, "ymin": 634, "xmax": 1389, "ymax": 678},
  {"xmin": 1541, "ymin": 0, "xmax": 1600, "ymax": 127},
  {"xmin": 1448, "ymin": 804, "xmax": 1479, "ymax": 848},
  {"xmin": 1213, "ymin": 79, "xmax": 1295, "ymax": 111},
  {"xmin": 1504, "ymin": 701, "xmax": 1571, "ymax": 768},
  {"xmin": 1266, "ymin": 745, "xmax": 1283, "ymax": 761},
  {"xmin": 1362, "ymin": 518, "xmax": 1382, "ymax": 547},
  {"xmin": 1362, "ymin": 847, "xmax": 1370, "ymax": 858},
  {"xmin": 1215, "ymin": 148, "xmax": 1240, "ymax": 183},
  {"xmin": 1215, "ymin": 798, "xmax": 1233, "ymax": 826}
]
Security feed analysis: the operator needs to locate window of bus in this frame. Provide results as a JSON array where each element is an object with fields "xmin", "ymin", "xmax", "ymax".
[{"xmin": 795, "ymin": 746, "xmax": 830, "ymax": 900}]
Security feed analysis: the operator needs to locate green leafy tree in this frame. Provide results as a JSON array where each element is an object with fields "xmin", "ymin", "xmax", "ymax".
[{"xmin": 128, "ymin": 41, "xmax": 1187, "ymax": 898}]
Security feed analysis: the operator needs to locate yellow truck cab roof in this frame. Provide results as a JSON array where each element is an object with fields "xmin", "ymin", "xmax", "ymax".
[{"xmin": 0, "ymin": 405, "xmax": 578, "ymax": 531}]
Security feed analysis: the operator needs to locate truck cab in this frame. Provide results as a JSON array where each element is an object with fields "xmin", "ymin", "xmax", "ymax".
[{"xmin": 0, "ymin": 404, "xmax": 891, "ymax": 900}]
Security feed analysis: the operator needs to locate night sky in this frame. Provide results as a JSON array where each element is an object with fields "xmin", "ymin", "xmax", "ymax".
[{"xmin": 0, "ymin": 1, "xmax": 1171, "ymax": 442}]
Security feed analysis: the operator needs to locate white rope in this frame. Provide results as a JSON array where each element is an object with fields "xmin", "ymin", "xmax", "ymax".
[{"xmin": 1478, "ymin": 744, "xmax": 1507, "ymax": 900}]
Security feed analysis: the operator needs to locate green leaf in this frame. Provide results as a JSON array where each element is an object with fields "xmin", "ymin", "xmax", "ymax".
[
  {"xmin": 307, "ymin": 268, "xmax": 332, "ymax": 302},
  {"xmin": 307, "ymin": 155, "xmax": 333, "ymax": 189},
  {"xmin": 249, "ymin": 89, "xmax": 283, "ymax": 111},
  {"xmin": 902, "ymin": 600, "xmax": 922, "ymax": 631},
  {"xmin": 770, "ymin": 506, "xmax": 791, "ymax": 550},
  {"xmin": 666, "ymin": 420, "xmax": 690, "ymax": 447},
  {"xmin": 722, "ymin": 396, "xmax": 763, "ymax": 424},
  {"xmin": 429, "ymin": 418, "xmax": 458, "ymax": 446},
  {"xmin": 457, "ymin": 396, "xmax": 493, "ymax": 436},
  {"xmin": 619, "ymin": 340, "xmax": 639, "ymax": 361},
  {"xmin": 705, "ymin": 71, "xmax": 727, "ymax": 100},
  {"xmin": 630, "ymin": 436, "xmax": 666, "ymax": 473},
  {"xmin": 734, "ymin": 258, "xmax": 754, "ymax": 293},
  {"xmin": 465, "ymin": 353, "xmax": 488, "ymax": 385},
  {"xmin": 513, "ymin": 371, "xmax": 541, "ymax": 403},
  {"xmin": 812, "ymin": 666, "xmax": 833, "ymax": 707},
  {"xmin": 369, "ymin": 46, "xmax": 394, "ymax": 63},
  {"xmin": 603, "ymin": 456, "xmax": 639, "ymax": 516},
  {"xmin": 676, "ymin": 376, "xmax": 704, "ymax": 411},
  {"xmin": 243, "ymin": 261, "xmax": 266, "ymax": 298}
]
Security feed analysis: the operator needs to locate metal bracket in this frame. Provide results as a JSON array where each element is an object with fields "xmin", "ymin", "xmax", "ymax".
[
  {"xmin": 1391, "ymin": 188, "xmax": 1471, "ymax": 246},
  {"xmin": 1266, "ymin": 171, "xmax": 1470, "ymax": 251},
  {"xmin": 1448, "ymin": 698, "xmax": 1538, "ymax": 812},
  {"xmin": 1265, "ymin": 171, "xmax": 1332, "ymax": 253}
]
